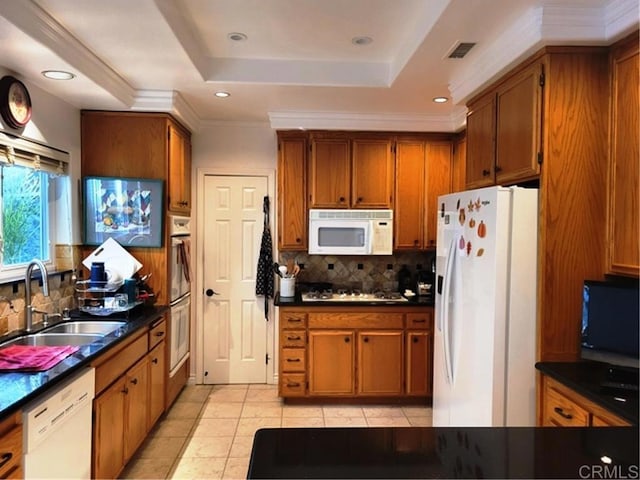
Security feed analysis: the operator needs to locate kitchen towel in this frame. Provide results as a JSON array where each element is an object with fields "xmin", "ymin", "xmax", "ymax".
[
  {"xmin": 178, "ymin": 238, "xmax": 192, "ymax": 283},
  {"xmin": 255, "ymin": 196, "xmax": 274, "ymax": 321},
  {"xmin": 0, "ymin": 345, "xmax": 80, "ymax": 372}
]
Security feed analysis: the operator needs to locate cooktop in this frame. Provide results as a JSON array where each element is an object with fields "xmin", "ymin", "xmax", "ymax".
[{"xmin": 301, "ymin": 289, "xmax": 408, "ymax": 303}]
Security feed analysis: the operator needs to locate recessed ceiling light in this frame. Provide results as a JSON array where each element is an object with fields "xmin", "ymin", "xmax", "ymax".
[
  {"xmin": 41, "ymin": 70, "xmax": 75, "ymax": 80},
  {"xmin": 352, "ymin": 36, "xmax": 373, "ymax": 46},
  {"xmin": 215, "ymin": 91, "xmax": 230, "ymax": 98},
  {"xmin": 433, "ymin": 96, "xmax": 449, "ymax": 103},
  {"xmin": 228, "ymin": 32, "xmax": 248, "ymax": 42}
]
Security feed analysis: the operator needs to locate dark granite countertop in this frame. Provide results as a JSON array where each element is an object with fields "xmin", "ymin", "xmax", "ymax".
[
  {"xmin": 248, "ymin": 426, "xmax": 639, "ymax": 479},
  {"xmin": 275, "ymin": 291, "xmax": 434, "ymax": 307},
  {"xmin": 535, "ymin": 361, "xmax": 638, "ymax": 424},
  {"xmin": 0, "ymin": 305, "xmax": 167, "ymax": 421}
]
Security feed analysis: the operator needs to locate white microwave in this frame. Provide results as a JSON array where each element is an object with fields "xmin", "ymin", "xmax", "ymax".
[{"xmin": 308, "ymin": 209, "xmax": 393, "ymax": 255}]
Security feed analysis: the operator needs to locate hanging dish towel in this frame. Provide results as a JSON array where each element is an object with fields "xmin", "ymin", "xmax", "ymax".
[
  {"xmin": 256, "ymin": 196, "xmax": 274, "ymax": 321},
  {"xmin": 178, "ymin": 238, "xmax": 192, "ymax": 283}
]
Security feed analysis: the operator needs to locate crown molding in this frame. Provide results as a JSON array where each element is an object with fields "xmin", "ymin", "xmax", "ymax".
[
  {"xmin": 268, "ymin": 110, "xmax": 467, "ymax": 132},
  {"xmin": 0, "ymin": 0, "xmax": 136, "ymax": 107},
  {"xmin": 131, "ymin": 90, "xmax": 201, "ymax": 132}
]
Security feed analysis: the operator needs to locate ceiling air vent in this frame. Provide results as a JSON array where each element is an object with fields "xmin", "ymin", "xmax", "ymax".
[{"xmin": 447, "ymin": 42, "xmax": 476, "ymax": 59}]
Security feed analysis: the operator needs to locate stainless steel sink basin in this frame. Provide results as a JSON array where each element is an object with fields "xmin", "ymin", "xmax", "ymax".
[
  {"xmin": 1, "ymin": 333, "xmax": 105, "ymax": 348},
  {"xmin": 42, "ymin": 320, "xmax": 126, "ymax": 335}
]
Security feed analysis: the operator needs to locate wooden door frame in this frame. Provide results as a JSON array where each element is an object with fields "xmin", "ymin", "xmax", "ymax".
[{"xmin": 194, "ymin": 167, "xmax": 277, "ymax": 385}]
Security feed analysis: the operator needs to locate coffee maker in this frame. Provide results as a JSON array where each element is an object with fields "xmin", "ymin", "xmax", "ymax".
[{"xmin": 415, "ymin": 257, "xmax": 435, "ymax": 302}]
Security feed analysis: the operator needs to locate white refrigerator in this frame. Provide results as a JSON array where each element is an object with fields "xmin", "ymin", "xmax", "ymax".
[{"xmin": 433, "ymin": 185, "xmax": 539, "ymax": 426}]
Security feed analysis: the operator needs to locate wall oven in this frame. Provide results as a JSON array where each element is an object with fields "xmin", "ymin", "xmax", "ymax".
[{"xmin": 169, "ymin": 215, "xmax": 191, "ymax": 378}]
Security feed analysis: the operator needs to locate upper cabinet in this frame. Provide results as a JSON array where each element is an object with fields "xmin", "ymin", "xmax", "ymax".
[
  {"xmin": 277, "ymin": 132, "xmax": 308, "ymax": 251},
  {"xmin": 81, "ymin": 111, "xmax": 192, "ymax": 216},
  {"xmin": 607, "ymin": 33, "xmax": 639, "ymax": 277},
  {"xmin": 309, "ymin": 133, "xmax": 394, "ymax": 209},
  {"xmin": 466, "ymin": 62, "xmax": 542, "ymax": 188},
  {"xmin": 167, "ymin": 124, "xmax": 192, "ymax": 214}
]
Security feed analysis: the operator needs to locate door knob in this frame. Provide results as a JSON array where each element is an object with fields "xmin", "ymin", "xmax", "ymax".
[{"xmin": 205, "ymin": 289, "xmax": 219, "ymax": 297}]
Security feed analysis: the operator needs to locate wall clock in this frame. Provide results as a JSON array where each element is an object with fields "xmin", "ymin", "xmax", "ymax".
[{"xmin": 0, "ymin": 75, "xmax": 32, "ymax": 129}]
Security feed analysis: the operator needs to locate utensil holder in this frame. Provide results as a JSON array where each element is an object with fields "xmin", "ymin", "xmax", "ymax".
[{"xmin": 280, "ymin": 277, "xmax": 295, "ymax": 297}]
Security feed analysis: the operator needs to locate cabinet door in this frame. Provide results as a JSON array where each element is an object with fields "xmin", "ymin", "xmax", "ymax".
[
  {"xmin": 278, "ymin": 135, "xmax": 308, "ymax": 250},
  {"xmin": 451, "ymin": 134, "xmax": 467, "ymax": 194},
  {"xmin": 351, "ymin": 137, "xmax": 394, "ymax": 208},
  {"xmin": 607, "ymin": 39, "xmax": 639, "ymax": 276},
  {"xmin": 424, "ymin": 142, "xmax": 452, "ymax": 248},
  {"xmin": 93, "ymin": 378, "xmax": 126, "ymax": 480},
  {"xmin": 466, "ymin": 93, "xmax": 496, "ymax": 188},
  {"xmin": 168, "ymin": 122, "xmax": 191, "ymax": 213},
  {"xmin": 357, "ymin": 331, "xmax": 403, "ymax": 395},
  {"xmin": 309, "ymin": 137, "xmax": 350, "ymax": 208},
  {"xmin": 124, "ymin": 357, "xmax": 150, "ymax": 461},
  {"xmin": 308, "ymin": 330, "xmax": 354, "ymax": 395},
  {"xmin": 495, "ymin": 63, "xmax": 542, "ymax": 184},
  {"xmin": 148, "ymin": 341, "xmax": 166, "ymax": 430},
  {"xmin": 394, "ymin": 139, "xmax": 425, "ymax": 249},
  {"xmin": 406, "ymin": 331, "xmax": 432, "ymax": 396}
]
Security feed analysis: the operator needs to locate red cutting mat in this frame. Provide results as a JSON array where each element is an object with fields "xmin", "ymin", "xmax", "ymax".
[{"xmin": 0, "ymin": 345, "xmax": 80, "ymax": 372}]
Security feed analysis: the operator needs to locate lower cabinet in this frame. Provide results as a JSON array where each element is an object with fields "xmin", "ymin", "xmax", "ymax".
[
  {"xmin": 92, "ymin": 315, "xmax": 168, "ymax": 479},
  {"xmin": 0, "ymin": 412, "xmax": 22, "ymax": 479},
  {"xmin": 280, "ymin": 306, "xmax": 433, "ymax": 400},
  {"xmin": 540, "ymin": 376, "xmax": 631, "ymax": 427}
]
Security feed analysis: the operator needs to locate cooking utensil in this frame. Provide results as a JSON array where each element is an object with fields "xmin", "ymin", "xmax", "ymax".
[
  {"xmin": 279, "ymin": 265, "xmax": 288, "ymax": 277},
  {"xmin": 287, "ymin": 259, "xmax": 295, "ymax": 275},
  {"xmin": 292, "ymin": 263, "xmax": 301, "ymax": 277},
  {"xmin": 273, "ymin": 263, "xmax": 283, "ymax": 277}
]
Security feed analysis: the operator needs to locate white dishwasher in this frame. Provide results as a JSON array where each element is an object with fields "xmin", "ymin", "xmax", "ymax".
[{"xmin": 23, "ymin": 367, "xmax": 95, "ymax": 479}]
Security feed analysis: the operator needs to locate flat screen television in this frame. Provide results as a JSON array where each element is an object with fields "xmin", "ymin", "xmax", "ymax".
[
  {"xmin": 83, "ymin": 176, "xmax": 164, "ymax": 247},
  {"xmin": 581, "ymin": 280, "xmax": 639, "ymax": 372}
]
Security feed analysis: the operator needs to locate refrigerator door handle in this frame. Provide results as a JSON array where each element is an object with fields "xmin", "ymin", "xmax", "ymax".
[{"xmin": 440, "ymin": 235, "xmax": 456, "ymax": 385}]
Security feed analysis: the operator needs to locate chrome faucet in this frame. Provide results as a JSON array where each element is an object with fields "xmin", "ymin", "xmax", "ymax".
[{"xmin": 25, "ymin": 259, "xmax": 50, "ymax": 332}]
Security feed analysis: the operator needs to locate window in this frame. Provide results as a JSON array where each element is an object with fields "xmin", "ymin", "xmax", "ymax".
[
  {"xmin": 1, "ymin": 164, "xmax": 49, "ymax": 266},
  {"xmin": 0, "ymin": 136, "xmax": 69, "ymax": 277}
]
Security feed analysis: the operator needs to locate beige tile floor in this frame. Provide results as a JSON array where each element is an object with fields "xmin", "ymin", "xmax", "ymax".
[{"xmin": 120, "ymin": 384, "xmax": 433, "ymax": 480}]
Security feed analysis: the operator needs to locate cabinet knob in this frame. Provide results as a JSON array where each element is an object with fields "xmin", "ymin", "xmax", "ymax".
[
  {"xmin": 553, "ymin": 407, "xmax": 573, "ymax": 419},
  {"xmin": 131, "ymin": 378, "xmax": 138, "ymax": 385},
  {"xmin": 339, "ymin": 197, "xmax": 345, "ymax": 203},
  {"xmin": 494, "ymin": 165, "xmax": 502, "ymax": 173},
  {"xmin": 344, "ymin": 337, "xmax": 350, "ymax": 343},
  {"xmin": 152, "ymin": 358, "xmax": 159, "ymax": 364},
  {"xmin": 356, "ymin": 197, "xmax": 363, "ymax": 203},
  {"xmin": 482, "ymin": 169, "xmax": 491, "ymax": 176},
  {"xmin": 122, "ymin": 387, "xmax": 129, "ymax": 395},
  {"xmin": 0, "ymin": 452, "xmax": 13, "ymax": 469},
  {"xmin": 296, "ymin": 238, "xmax": 301, "ymax": 243},
  {"xmin": 413, "ymin": 337, "xmax": 420, "ymax": 343},
  {"xmin": 363, "ymin": 337, "xmax": 369, "ymax": 343}
]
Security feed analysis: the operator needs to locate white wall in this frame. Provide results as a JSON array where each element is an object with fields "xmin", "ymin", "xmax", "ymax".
[{"xmin": 0, "ymin": 67, "xmax": 82, "ymax": 245}]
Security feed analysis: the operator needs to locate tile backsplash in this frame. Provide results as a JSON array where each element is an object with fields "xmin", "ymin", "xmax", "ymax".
[{"xmin": 279, "ymin": 251, "xmax": 435, "ymax": 292}]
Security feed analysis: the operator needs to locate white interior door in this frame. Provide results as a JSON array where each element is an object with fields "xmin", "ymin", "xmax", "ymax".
[{"xmin": 201, "ymin": 175, "xmax": 269, "ymax": 384}]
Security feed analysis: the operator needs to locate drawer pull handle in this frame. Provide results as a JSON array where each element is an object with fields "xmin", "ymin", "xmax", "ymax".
[
  {"xmin": 155, "ymin": 331, "xmax": 165, "ymax": 337},
  {"xmin": 553, "ymin": 407, "xmax": 573, "ymax": 419},
  {"xmin": 0, "ymin": 452, "xmax": 12, "ymax": 469},
  {"xmin": 412, "ymin": 319, "xmax": 426, "ymax": 323},
  {"xmin": 288, "ymin": 319, "xmax": 302, "ymax": 323},
  {"xmin": 287, "ymin": 382, "xmax": 301, "ymax": 387},
  {"xmin": 287, "ymin": 336, "xmax": 301, "ymax": 341},
  {"xmin": 286, "ymin": 358, "xmax": 301, "ymax": 362}
]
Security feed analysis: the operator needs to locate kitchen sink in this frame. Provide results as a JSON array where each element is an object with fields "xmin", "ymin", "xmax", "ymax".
[
  {"xmin": 0, "ymin": 333, "xmax": 105, "ymax": 348},
  {"xmin": 42, "ymin": 320, "xmax": 126, "ymax": 336}
]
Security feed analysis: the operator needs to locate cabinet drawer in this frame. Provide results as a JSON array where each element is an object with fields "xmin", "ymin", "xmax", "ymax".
[
  {"xmin": 93, "ymin": 332, "xmax": 148, "ymax": 395},
  {"xmin": 280, "ymin": 374, "xmax": 306, "ymax": 396},
  {"xmin": 0, "ymin": 424, "xmax": 21, "ymax": 479},
  {"xmin": 148, "ymin": 318, "xmax": 167, "ymax": 350},
  {"xmin": 281, "ymin": 311, "xmax": 307, "ymax": 329},
  {"xmin": 543, "ymin": 386, "xmax": 589, "ymax": 427},
  {"xmin": 281, "ymin": 348, "xmax": 306, "ymax": 372},
  {"xmin": 309, "ymin": 312, "xmax": 404, "ymax": 329},
  {"xmin": 280, "ymin": 330, "xmax": 306, "ymax": 347},
  {"xmin": 405, "ymin": 311, "xmax": 433, "ymax": 330}
]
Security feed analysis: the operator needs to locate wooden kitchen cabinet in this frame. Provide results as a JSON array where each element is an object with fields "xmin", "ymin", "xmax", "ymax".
[
  {"xmin": 351, "ymin": 135, "xmax": 394, "ymax": 208},
  {"xmin": 123, "ymin": 357, "xmax": 149, "ymax": 461},
  {"xmin": 168, "ymin": 122, "xmax": 192, "ymax": 213},
  {"xmin": 357, "ymin": 330, "xmax": 403, "ymax": 395},
  {"xmin": 394, "ymin": 137, "xmax": 452, "ymax": 249},
  {"xmin": 148, "ymin": 340, "xmax": 166, "ymax": 429},
  {"xmin": 277, "ymin": 133, "xmax": 308, "ymax": 251},
  {"xmin": 93, "ymin": 377, "xmax": 126, "ymax": 480},
  {"xmin": 606, "ymin": 32, "xmax": 639, "ymax": 277},
  {"xmin": 540, "ymin": 376, "xmax": 630, "ymax": 427},
  {"xmin": 309, "ymin": 135, "xmax": 351, "ymax": 208},
  {"xmin": 308, "ymin": 330, "xmax": 355, "ymax": 395},
  {"xmin": 406, "ymin": 311, "xmax": 434, "ymax": 396},
  {"xmin": 451, "ymin": 132, "xmax": 467, "ymax": 194},
  {"xmin": 0, "ymin": 412, "xmax": 22, "ymax": 479},
  {"xmin": 279, "ymin": 306, "xmax": 433, "ymax": 400},
  {"xmin": 466, "ymin": 62, "xmax": 542, "ymax": 187},
  {"xmin": 308, "ymin": 133, "xmax": 393, "ymax": 209}
]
